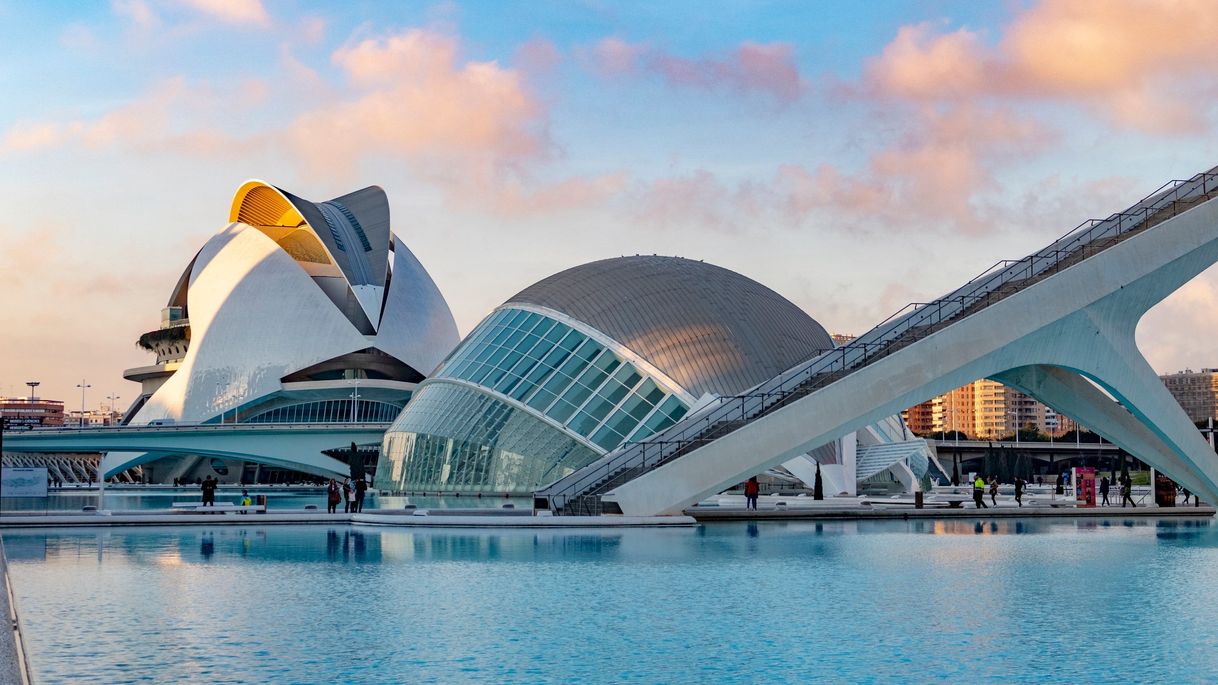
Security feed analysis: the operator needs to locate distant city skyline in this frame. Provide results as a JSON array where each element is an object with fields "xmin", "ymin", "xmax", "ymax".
[{"xmin": 4, "ymin": 1, "xmax": 1218, "ymax": 406}]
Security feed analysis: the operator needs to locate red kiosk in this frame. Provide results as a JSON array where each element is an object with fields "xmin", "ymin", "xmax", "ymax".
[{"xmin": 1074, "ymin": 467, "xmax": 1097, "ymax": 507}]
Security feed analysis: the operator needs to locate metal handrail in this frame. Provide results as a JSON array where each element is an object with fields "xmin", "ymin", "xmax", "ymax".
[{"xmin": 537, "ymin": 166, "xmax": 1218, "ymax": 511}]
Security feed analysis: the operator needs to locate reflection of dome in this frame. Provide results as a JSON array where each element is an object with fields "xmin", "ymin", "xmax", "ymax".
[
  {"xmin": 112, "ymin": 180, "xmax": 459, "ymax": 483},
  {"xmin": 375, "ymin": 256, "xmax": 835, "ymax": 496}
]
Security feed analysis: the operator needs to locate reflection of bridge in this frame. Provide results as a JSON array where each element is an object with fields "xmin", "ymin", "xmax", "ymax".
[
  {"xmin": 539, "ymin": 165, "xmax": 1218, "ymax": 515},
  {"xmin": 2, "ymin": 423, "xmax": 389, "ymax": 479}
]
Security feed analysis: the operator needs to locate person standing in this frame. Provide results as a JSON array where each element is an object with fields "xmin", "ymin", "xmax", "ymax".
[
  {"xmin": 989, "ymin": 476, "xmax": 999, "ymax": 507},
  {"xmin": 326, "ymin": 478, "xmax": 341, "ymax": 514},
  {"xmin": 201, "ymin": 475, "xmax": 217, "ymax": 507},
  {"xmin": 744, "ymin": 476, "xmax": 760, "ymax": 511},
  {"xmin": 1014, "ymin": 476, "xmax": 1025, "ymax": 507},
  {"xmin": 973, "ymin": 475, "xmax": 988, "ymax": 508},
  {"xmin": 1099, "ymin": 476, "xmax": 1111, "ymax": 506},
  {"xmin": 354, "ymin": 476, "xmax": 368, "ymax": 513},
  {"xmin": 342, "ymin": 477, "xmax": 352, "ymax": 514}
]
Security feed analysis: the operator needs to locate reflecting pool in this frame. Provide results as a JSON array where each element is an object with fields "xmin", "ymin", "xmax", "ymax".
[{"xmin": 6, "ymin": 517, "xmax": 1218, "ymax": 683}]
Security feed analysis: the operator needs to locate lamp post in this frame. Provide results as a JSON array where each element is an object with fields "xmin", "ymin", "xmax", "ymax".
[
  {"xmin": 24, "ymin": 381, "xmax": 38, "ymax": 400},
  {"xmin": 105, "ymin": 393, "xmax": 120, "ymax": 426},
  {"xmin": 349, "ymin": 380, "xmax": 361, "ymax": 423},
  {"xmin": 76, "ymin": 380, "xmax": 91, "ymax": 429}
]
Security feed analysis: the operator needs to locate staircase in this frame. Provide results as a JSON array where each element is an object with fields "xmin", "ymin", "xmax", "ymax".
[{"xmin": 535, "ymin": 166, "xmax": 1218, "ymax": 515}]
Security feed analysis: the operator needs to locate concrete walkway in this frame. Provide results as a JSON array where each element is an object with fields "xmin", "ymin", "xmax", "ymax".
[
  {"xmin": 688, "ymin": 504, "xmax": 1216, "ymax": 521},
  {"xmin": 0, "ymin": 542, "xmax": 31, "ymax": 684}
]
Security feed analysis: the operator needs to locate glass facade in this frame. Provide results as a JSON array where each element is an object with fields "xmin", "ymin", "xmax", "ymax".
[
  {"xmin": 375, "ymin": 307, "xmax": 698, "ymax": 495},
  {"xmin": 438, "ymin": 308, "xmax": 689, "ymax": 451},
  {"xmin": 376, "ymin": 382, "xmax": 600, "ymax": 494},
  {"xmin": 241, "ymin": 399, "xmax": 403, "ymax": 424}
]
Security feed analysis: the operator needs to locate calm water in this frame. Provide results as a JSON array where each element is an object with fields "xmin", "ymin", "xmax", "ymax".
[{"xmin": 6, "ymin": 518, "xmax": 1218, "ymax": 684}]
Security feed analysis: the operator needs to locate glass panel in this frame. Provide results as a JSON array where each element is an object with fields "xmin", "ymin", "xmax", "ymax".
[
  {"xmin": 557, "ymin": 382, "xmax": 594, "ymax": 412},
  {"xmin": 567, "ymin": 410, "xmax": 602, "ymax": 436},
  {"xmin": 547, "ymin": 399, "xmax": 580, "ymax": 423},
  {"xmin": 525, "ymin": 388, "xmax": 557, "ymax": 412},
  {"xmin": 589, "ymin": 424, "xmax": 625, "ymax": 451}
]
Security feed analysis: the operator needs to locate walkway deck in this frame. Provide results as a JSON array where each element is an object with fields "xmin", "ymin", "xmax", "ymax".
[{"xmin": 688, "ymin": 504, "xmax": 1216, "ymax": 521}]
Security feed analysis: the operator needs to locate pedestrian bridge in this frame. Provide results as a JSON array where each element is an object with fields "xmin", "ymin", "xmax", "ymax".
[
  {"xmin": 1, "ymin": 423, "xmax": 390, "ymax": 479},
  {"xmin": 538, "ymin": 164, "xmax": 1218, "ymax": 515}
]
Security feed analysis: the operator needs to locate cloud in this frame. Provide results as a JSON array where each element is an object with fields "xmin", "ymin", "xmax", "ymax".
[
  {"xmin": 514, "ymin": 36, "xmax": 561, "ymax": 75},
  {"xmin": 586, "ymin": 37, "xmax": 803, "ymax": 102},
  {"xmin": 111, "ymin": 0, "xmax": 160, "ymax": 30},
  {"xmin": 0, "ymin": 76, "xmax": 259, "ymax": 157},
  {"xmin": 1138, "ymin": 267, "xmax": 1218, "ymax": 374},
  {"xmin": 178, "ymin": 0, "xmax": 270, "ymax": 26},
  {"xmin": 865, "ymin": 1, "xmax": 1218, "ymax": 133},
  {"xmin": 284, "ymin": 29, "xmax": 548, "ymax": 180}
]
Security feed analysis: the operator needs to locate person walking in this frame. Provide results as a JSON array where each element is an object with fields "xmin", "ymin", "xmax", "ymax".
[
  {"xmin": 354, "ymin": 476, "xmax": 368, "ymax": 513},
  {"xmin": 744, "ymin": 476, "xmax": 760, "ymax": 511},
  {"xmin": 326, "ymin": 478, "xmax": 341, "ymax": 514},
  {"xmin": 342, "ymin": 477, "xmax": 352, "ymax": 514},
  {"xmin": 1181, "ymin": 486, "xmax": 1191, "ymax": 506},
  {"xmin": 1099, "ymin": 475, "xmax": 1111, "ymax": 506},
  {"xmin": 1121, "ymin": 473, "xmax": 1137, "ymax": 508},
  {"xmin": 1014, "ymin": 476, "xmax": 1025, "ymax": 507},
  {"xmin": 989, "ymin": 476, "xmax": 999, "ymax": 507},
  {"xmin": 973, "ymin": 475, "xmax": 988, "ymax": 508},
  {"xmin": 201, "ymin": 475, "xmax": 217, "ymax": 507}
]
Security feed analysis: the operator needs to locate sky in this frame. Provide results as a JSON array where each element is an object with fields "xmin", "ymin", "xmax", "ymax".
[{"xmin": 3, "ymin": 0, "xmax": 1218, "ymax": 409}]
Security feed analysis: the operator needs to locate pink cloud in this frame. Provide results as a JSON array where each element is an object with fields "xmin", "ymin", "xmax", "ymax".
[
  {"xmin": 514, "ymin": 36, "xmax": 561, "ymax": 75},
  {"xmin": 865, "ymin": 0, "xmax": 1218, "ymax": 133},
  {"xmin": 288, "ymin": 29, "xmax": 547, "ymax": 177},
  {"xmin": 178, "ymin": 0, "xmax": 270, "ymax": 26},
  {"xmin": 586, "ymin": 37, "xmax": 803, "ymax": 102},
  {"xmin": 589, "ymin": 37, "xmax": 647, "ymax": 76}
]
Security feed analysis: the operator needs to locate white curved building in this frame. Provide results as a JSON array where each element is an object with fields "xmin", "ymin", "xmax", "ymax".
[
  {"xmin": 376, "ymin": 256, "xmax": 934, "ymax": 496},
  {"xmin": 116, "ymin": 181, "xmax": 458, "ymax": 483}
]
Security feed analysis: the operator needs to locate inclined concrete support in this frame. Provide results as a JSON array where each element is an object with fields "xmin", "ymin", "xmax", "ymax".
[{"xmin": 604, "ymin": 191, "xmax": 1218, "ymax": 515}]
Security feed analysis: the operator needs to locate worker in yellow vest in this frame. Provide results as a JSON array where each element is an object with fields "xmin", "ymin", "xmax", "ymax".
[{"xmin": 973, "ymin": 475, "xmax": 988, "ymax": 509}]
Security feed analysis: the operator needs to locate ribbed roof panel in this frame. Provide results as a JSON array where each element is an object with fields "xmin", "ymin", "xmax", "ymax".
[{"xmin": 506, "ymin": 256, "xmax": 833, "ymax": 397}]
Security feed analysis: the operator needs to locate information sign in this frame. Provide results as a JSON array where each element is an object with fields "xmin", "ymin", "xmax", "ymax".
[{"xmin": 1, "ymin": 468, "xmax": 48, "ymax": 498}]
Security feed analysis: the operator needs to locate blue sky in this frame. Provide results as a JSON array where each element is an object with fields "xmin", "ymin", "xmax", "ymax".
[{"xmin": 3, "ymin": 0, "xmax": 1218, "ymax": 406}]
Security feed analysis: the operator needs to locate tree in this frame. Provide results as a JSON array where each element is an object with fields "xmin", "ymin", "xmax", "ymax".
[
  {"xmin": 813, "ymin": 461, "xmax": 824, "ymax": 500},
  {"xmin": 349, "ymin": 442, "xmax": 365, "ymax": 480}
]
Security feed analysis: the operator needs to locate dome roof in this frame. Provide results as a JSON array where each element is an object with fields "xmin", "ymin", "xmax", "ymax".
[{"xmin": 505, "ymin": 256, "xmax": 833, "ymax": 397}]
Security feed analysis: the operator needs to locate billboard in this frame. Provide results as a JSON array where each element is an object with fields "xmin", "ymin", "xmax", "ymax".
[{"xmin": 1, "ymin": 468, "xmax": 48, "ymax": 498}]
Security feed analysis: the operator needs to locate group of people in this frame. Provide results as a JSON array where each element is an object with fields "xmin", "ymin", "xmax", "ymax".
[
  {"xmin": 326, "ymin": 476, "xmax": 368, "ymax": 514},
  {"xmin": 971, "ymin": 475, "xmax": 1028, "ymax": 508},
  {"xmin": 1097, "ymin": 474, "xmax": 1139, "ymax": 507}
]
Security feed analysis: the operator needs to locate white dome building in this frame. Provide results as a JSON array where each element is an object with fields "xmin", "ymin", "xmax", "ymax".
[
  {"xmin": 115, "ymin": 181, "xmax": 458, "ymax": 483},
  {"xmin": 376, "ymin": 256, "xmax": 939, "ymax": 497}
]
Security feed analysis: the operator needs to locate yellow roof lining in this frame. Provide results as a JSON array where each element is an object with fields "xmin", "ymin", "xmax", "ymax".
[{"xmin": 230, "ymin": 180, "xmax": 307, "ymax": 228}]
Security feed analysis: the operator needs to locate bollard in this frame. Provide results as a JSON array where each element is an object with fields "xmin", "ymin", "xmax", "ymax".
[{"xmin": 915, "ymin": 491, "xmax": 924, "ymax": 509}]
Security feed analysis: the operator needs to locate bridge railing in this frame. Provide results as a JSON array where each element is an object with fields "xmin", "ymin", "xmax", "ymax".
[{"xmin": 537, "ymin": 166, "xmax": 1218, "ymax": 512}]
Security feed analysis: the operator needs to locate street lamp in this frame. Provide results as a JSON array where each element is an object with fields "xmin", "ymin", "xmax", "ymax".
[
  {"xmin": 76, "ymin": 380, "xmax": 91, "ymax": 429},
  {"xmin": 24, "ymin": 381, "xmax": 39, "ymax": 399},
  {"xmin": 349, "ymin": 380, "xmax": 361, "ymax": 423},
  {"xmin": 105, "ymin": 393, "xmax": 120, "ymax": 425}
]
